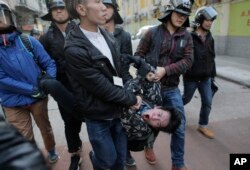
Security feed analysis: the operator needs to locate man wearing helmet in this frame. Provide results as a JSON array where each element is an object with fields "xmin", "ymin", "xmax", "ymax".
[
  {"xmin": 182, "ymin": 6, "xmax": 218, "ymax": 139},
  {"xmin": 102, "ymin": 0, "xmax": 136, "ymax": 166},
  {"xmin": 134, "ymin": 0, "xmax": 194, "ymax": 169},
  {"xmin": 39, "ymin": 0, "xmax": 83, "ymax": 170},
  {"xmin": 0, "ymin": 0, "xmax": 59, "ymax": 164},
  {"xmin": 102, "ymin": 0, "xmax": 133, "ymax": 83}
]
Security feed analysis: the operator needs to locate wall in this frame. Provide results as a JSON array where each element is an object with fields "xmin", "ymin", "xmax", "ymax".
[{"xmin": 213, "ymin": 0, "xmax": 250, "ymax": 57}]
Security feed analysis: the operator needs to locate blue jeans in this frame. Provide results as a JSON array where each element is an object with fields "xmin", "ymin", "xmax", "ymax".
[
  {"xmin": 162, "ymin": 88, "xmax": 185, "ymax": 168},
  {"xmin": 85, "ymin": 118, "xmax": 127, "ymax": 170},
  {"xmin": 183, "ymin": 78, "xmax": 212, "ymax": 125}
]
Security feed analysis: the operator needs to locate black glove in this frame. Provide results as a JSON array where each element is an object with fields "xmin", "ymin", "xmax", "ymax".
[
  {"xmin": 138, "ymin": 61, "xmax": 155, "ymax": 78},
  {"xmin": 31, "ymin": 87, "xmax": 47, "ymax": 99},
  {"xmin": 127, "ymin": 55, "xmax": 143, "ymax": 66}
]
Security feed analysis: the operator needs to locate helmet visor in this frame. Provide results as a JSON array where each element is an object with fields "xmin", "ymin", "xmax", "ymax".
[
  {"xmin": 0, "ymin": 9, "xmax": 12, "ymax": 26},
  {"xmin": 202, "ymin": 6, "xmax": 218, "ymax": 20}
]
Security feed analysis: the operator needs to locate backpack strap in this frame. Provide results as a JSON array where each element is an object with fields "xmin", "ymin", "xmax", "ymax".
[{"xmin": 20, "ymin": 34, "xmax": 39, "ymax": 64}]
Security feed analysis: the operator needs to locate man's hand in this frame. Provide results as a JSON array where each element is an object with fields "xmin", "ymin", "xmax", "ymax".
[
  {"xmin": 130, "ymin": 96, "xmax": 142, "ymax": 110},
  {"xmin": 154, "ymin": 66, "xmax": 166, "ymax": 81},
  {"xmin": 31, "ymin": 87, "xmax": 47, "ymax": 99},
  {"xmin": 146, "ymin": 72, "xmax": 156, "ymax": 82}
]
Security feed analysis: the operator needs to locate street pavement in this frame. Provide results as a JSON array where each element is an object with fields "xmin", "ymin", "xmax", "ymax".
[{"xmin": 34, "ymin": 55, "xmax": 250, "ymax": 170}]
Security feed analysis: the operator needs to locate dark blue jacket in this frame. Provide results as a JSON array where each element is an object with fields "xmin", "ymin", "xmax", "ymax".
[{"xmin": 0, "ymin": 31, "xmax": 56, "ymax": 107}]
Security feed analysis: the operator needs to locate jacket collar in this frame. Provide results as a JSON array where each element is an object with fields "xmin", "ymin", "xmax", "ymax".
[{"xmin": 0, "ymin": 31, "xmax": 21, "ymax": 46}]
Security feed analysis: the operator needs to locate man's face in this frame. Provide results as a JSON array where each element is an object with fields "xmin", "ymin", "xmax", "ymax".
[
  {"xmin": 82, "ymin": 0, "xmax": 108, "ymax": 26},
  {"xmin": 51, "ymin": 6, "xmax": 69, "ymax": 24},
  {"xmin": 104, "ymin": 4, "xmax": 114, "ymax": 21},
  {"xmin": 142, "ymin": 108, "xmax": 171, "ymax": 129},
  {"xmin": 170, "ymin": 11, "xmax": 188, "ymax": 28},
  {"xmin": 201, "ymin": 19, "xmax": 213, "ymax": 31}
]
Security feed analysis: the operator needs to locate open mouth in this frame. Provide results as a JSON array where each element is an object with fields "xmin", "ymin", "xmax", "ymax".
[{"xmin": 142, "ymin": 114, "xmax": 150, "ymax": 120}]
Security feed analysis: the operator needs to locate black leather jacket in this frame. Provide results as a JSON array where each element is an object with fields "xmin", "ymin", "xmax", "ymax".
[
  {"xmin": 64, "ymin": 26, "xmax": 137, "ymax": 121},
  {"xmin": 0, "ymin": 114, "xmax": 49, "ymax": 170},
  {"xmin": 39, "ymin": 21, "xmax": 76, "ymax": 87}
]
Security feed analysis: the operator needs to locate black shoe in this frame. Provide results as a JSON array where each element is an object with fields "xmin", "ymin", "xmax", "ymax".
[
  {"xmin": 69, "ymin": 154, "xmax": 82, "ymax": 170},
  {"xmin": 126, "ymin": 151, "xmax": 136, "ymax": 166}
]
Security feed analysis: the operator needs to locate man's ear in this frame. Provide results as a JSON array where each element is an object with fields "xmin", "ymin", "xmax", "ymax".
[{"xmin": 76, "ymin": 4, "xmax": 86, "ymax": 16}]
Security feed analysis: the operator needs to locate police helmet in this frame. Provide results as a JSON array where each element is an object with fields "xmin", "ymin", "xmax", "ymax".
[
  {"xmin": 0, "ymin": 0, "xmax": 16, "ymax": 33},
  {"xmin": 41, "ymin": 0, "xmax": 66, "ymax": 21},
  {"xmin": 194, "ymin": 6, "xmax": 218, "ymax": 25},
  {"xmin": 103, "ymin": 0, "xmax": 123, "ymax": 24},
  {"xmin": 158, "ymin": 0, "xmax": 192, "ymax": 26}
]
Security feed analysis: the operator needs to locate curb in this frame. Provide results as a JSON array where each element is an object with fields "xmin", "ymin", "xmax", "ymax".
[{"xmin": 216, "ymin": 74, "xmax": 250, "ymax": 89}]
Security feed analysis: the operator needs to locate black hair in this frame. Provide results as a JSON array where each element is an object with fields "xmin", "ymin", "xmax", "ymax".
[
  {"xmin": 64, "ymin": 0, "xmax": 85, "ymax": 19},
  {"xmin": 158, "ymin": 106, "xmax": 181, "ymax": 134}
]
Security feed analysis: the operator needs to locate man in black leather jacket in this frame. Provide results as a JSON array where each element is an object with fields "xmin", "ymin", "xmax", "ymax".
[{"xmin": 64, "ymin": 0, "xmax": 142, "ymax": 169}]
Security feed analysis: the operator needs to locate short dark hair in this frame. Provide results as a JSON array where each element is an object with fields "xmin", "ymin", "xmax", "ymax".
[{"xmin": 158, "ymin": 106, "xmax": 181, "ymax": 134}]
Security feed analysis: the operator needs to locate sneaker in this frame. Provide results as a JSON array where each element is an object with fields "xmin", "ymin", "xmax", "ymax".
[
  {"xmin": 126, "ymin": 152, "xmax": 136, "ymax": 166},
  {"xmin": 48, "ymin": 151, "xmax": 59, "ymax": 164},
  {"xmin": 69, "ymin": 154, "xmax": 82, "ymax": 170},
  {"xmin": 172, "ymin": 165, "xmax": 188, "ymax": 170},
  {"xmin": 144, "ymin": 147, "xmax": 156, "ymax": 165},
  {"xmin": 197, "ymin": 127, "xmax": 215, "ymax": 139}
]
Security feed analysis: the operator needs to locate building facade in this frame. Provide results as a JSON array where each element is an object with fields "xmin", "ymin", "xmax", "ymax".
[{"xmin": 118, "ymin": 0, "xmax": 250, "ymax": 58}]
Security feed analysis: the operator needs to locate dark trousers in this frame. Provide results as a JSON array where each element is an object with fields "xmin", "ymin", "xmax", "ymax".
[{"xmin": 40, "ymin": 78, "xmax": 82, "ymax": 153}]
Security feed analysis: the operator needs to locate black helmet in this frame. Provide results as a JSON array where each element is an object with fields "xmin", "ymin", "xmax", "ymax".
[
  {"xmin": 0, "ymin": 0, "xmax": 16, "ymax": 33},
  {"xmin": 158, "ymin": 0, "xmax": 192, "ymax": 26},
  {"xmin": 194, "ymin": 6, "xmax": 218, "ymax": 25},
  {"xmin": 41, "ymin": 0, "xmax": 66, "ymax": 21},
  {"xmin": 103, "ymin": 0, "xmax": 123, "ymax": 24}
]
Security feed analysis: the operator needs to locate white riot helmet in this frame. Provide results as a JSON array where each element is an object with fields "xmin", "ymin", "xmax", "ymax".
[
  {"xmin": 0, "ymin": 0, "xmax": 17, "ymax": 33},
  {"xmin": 194, "ymin": 6, "xmax": 218, "ymax": 25}
]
